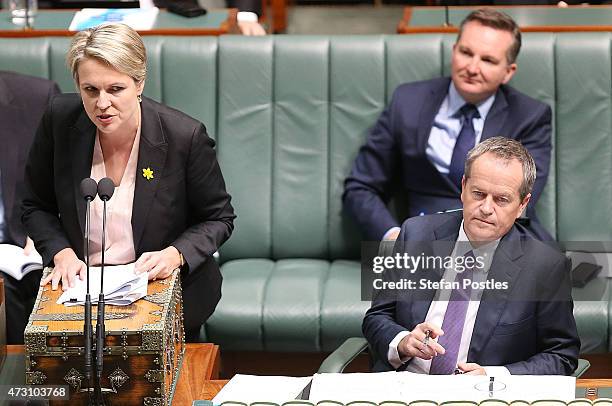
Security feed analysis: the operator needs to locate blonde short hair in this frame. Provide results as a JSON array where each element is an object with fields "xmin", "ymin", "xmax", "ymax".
[{"xmin": 66, "ymin": 23, "xmax": 147, "ymax": 84}]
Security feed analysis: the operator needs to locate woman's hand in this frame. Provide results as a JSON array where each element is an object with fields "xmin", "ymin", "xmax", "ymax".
[
  {"xmin": 41, "ymin": 248, "xmax": 86, "ymax": 291},
  {"xmin": 23, "ymin": 237, "xmax": 35, "ymax": 256},
  {"xmin": 135, "ymin": 246, "xmax": 182, "ymax": 281}
]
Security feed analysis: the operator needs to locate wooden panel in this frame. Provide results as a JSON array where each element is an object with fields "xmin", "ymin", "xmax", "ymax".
[
  {"xmin": 398, "ymin": 6, "xmax": 612, "ymax": 34},
  {"xmin": 0, "ymin": 9, "xmax": 238, "ymax": 37}
]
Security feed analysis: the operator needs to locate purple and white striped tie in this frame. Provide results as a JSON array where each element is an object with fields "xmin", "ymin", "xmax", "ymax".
[{"xmin": 429, "ymin": 251, "xmax": 475, "ymax": 375}]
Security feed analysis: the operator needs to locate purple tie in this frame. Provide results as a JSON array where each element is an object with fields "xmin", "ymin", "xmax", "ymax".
[{"xmin": 429, "ymin": 251, "xmax": 475, "ymax": 375}]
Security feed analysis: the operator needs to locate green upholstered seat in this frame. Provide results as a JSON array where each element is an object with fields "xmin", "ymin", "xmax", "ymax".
[{"xmin": 0, "ymin": 34, "xmax": 610, "ymax": 353}]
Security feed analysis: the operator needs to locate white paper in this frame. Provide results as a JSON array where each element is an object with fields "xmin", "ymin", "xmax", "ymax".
[
  {"xmin": 69, "ymin": 7, "xmax": 159, "ymax": 31},
  {"xmin": 57, "ymin": 263, "xmax": 148, "ymax": 306},
  {"xmin": 0, "ymin": 243, "xmax": 42, "ymax": 281},
  {"xmin": 212, "ymin": 374, "xmax": 312, "ymax": 404},
  {"xmin": 309, "ymin": 372, "xmax": 576, "ymax": 403}
]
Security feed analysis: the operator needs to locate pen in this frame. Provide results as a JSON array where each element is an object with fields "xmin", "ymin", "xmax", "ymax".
[
  {"xmin": 423, "ymin": 330, "xmax": 431, "ymax": 347},
  {"xmin": 489, "ymin": 376, "xmax": 494, "ymax": 397}
]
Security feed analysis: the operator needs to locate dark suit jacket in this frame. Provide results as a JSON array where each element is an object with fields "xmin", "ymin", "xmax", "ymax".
[
  {"xmin": 21, "ymin": 94, "xmax": 235, "ymax": 330},
  {"xmin": 0, "ymin": 71, "xmax": 60, "ymax": 246},
  {"xmin": 227, "ymin": 0, "xmax": 261, "ymax": 15},
  {"xmin": 362, "ymin": 211, "xmax": 579, "ymax": 375},
  {"xmin": 343, "ymin": 77, "xmax": 552, "ymax": 241}
]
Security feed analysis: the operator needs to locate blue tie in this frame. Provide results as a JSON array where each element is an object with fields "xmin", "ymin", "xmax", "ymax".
[{"xmin": 448, "ymin": 104, "xmax": 480, "ymax": 190}]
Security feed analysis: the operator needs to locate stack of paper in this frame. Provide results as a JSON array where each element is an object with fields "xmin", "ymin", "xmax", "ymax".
[
  {"xmin": 0, "ymin": 243, "xmax": 43, "ymax": 281},
  {"xmin": 69, "ymin": 7, "xmax": 159, "ymax": 31},
  {"xmin": 57, "ymin": 263, "xmax": 148, "ymax": 306},
  {"xmin": 212, "ymin": 374, "xmax": 312, "ymax": 404},
  {"xmin": 309, "ymin": 372, "xmax": 576, "ymax": 403}
]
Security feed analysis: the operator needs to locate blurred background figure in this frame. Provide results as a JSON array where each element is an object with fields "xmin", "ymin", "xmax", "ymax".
[{"xmin": 0, "ymin": 71, "xmax": 60, "ymax": 344}]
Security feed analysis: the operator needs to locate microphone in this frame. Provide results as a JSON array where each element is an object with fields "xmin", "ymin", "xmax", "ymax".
[
  {"xmin": 95, "ymin": 177, "xmax": 114, "ymax": 405},
  {"xmin": 97, "ymin": 177, "xmax": 115, "ymax": 201},
  {"xmin": 79, "ymin": 178, "xmax": 97, "ymax": 405}
]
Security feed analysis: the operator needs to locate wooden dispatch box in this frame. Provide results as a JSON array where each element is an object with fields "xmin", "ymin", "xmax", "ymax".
[{"xmin": 24, "ymin": 269, "xmax": 185, "ymax": 405}]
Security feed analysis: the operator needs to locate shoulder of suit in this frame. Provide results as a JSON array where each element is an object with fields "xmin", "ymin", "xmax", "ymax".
[
  {"xmin": 48, "ymin": 93, "xmax": 86, "ymax": 120},
  {"xmin": 400, "ymin": 211, "xmax": 460, "ymax": 235},
  {"xmin": 143, "ymin": 97, "xmax": 203, "ymax": 127},
  {"xmin": 499, "ymin": 84, "xmax": 549, "ymax": 111},
  {"xmin": 509, "ymin": 223, "xmax": 566, "ymax": 264},
  {"xmin": 0, "ymin": 70, "xmax": 56, "ymax": 87},
  {"xmin": 0, "ymin": 71, "xmax": 59, "ymax": 102},
  {"xmin": 393, "ymin": 77, "xmax": 450, "ymax": 96},
  {"xmin": 141, "ymin": 97, "xmax": 209, "ymax": 141}
]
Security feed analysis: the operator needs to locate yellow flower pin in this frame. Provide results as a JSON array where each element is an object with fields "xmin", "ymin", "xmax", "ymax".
[{"xmin": 142, "ymin": 167, "xmax": 154, "ymax": 180}]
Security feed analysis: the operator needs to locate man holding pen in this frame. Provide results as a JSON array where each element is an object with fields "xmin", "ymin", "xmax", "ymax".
[{"xmin": 362, "ymin": 137, "xmax": 579, "ymax": 375}]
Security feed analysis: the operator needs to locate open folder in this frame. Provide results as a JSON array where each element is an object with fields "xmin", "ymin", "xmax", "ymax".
[{"xmin": 57, "ymin": 263, "xmax": 148, "ymax": 306}]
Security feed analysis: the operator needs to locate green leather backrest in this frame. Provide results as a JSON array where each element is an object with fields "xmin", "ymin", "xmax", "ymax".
[{"xmin": 0, "ymin": 34, "xmax": 610, "ymax": 260}]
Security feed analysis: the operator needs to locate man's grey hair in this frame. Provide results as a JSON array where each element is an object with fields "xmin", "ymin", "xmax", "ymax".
[{"xmin": 464, "ymin": 137, "xmax": 536, "ymax": 200}]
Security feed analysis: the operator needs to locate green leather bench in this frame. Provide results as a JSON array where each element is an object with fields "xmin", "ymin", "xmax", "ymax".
[{"xmin": 0, "ymin": 33, "xmax": 610, "ymax": 356}]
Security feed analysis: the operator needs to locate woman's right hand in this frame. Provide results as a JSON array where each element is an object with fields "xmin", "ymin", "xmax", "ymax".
[{"xmin": 41, "ymin": 248, "xmax": 86, "ymax": 291}]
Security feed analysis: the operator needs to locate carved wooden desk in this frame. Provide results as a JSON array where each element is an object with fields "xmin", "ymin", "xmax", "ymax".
[{"xmin": 0, "ymin": 343, "xmax": 219, "ymax": 406}]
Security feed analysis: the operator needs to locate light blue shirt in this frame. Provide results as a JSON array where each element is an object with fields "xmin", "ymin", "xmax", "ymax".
[
  {"xmin": 0, "ymin": 169, "xmax": 5, "ymax": 243},
  {"xmin": 426, "ymin": 83, "xmax": 496, "ymax": 174},
  {"xmin": 382, "ymin": 84, "xmax": 496, "ymax": 241}
]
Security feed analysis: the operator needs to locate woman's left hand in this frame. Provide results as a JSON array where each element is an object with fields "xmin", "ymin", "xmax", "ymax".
[{"xmin": 135, "ymin": 246, "xmax": 182, "ymax": 281}]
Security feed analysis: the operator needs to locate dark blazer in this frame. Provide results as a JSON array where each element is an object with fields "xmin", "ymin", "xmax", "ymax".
[
  {"xmin": 343, "ymin": 77, "xmax": 552, "ymax": 241},
  {"xmin": 22, "ymin": 93, "xmax": 236, "ymax": 331},
  {"xmin": 227, "ymin": 0, "xmax": 261, "ymax": 16},
  {"xmin": 0, "ymin": 71, "xmax": 60, "ymax": 246},
  {"xmin": 0, "ymin": 71, "xmax": 59, "ymax": 344},
  {"xmin": 362, "ymin": 211, "xmax": 579, "ymax": 375}
]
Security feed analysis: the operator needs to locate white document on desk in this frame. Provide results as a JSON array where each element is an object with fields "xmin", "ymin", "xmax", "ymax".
[
  {"xmin": 57, "ymin": 263, "xmax": 148, "ymax": 306},
  {"xmin": 212, "ymin": 374, "xmax": 311, "ymax": 404},
  {"xmin": 309, "ymin": 372, "xmax": 576, "ymax": 403}
]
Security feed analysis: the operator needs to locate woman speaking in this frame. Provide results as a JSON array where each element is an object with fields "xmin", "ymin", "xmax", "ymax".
[{"xmin": 22, "ymin": 23, "xmax": 235, "ymax": 339}]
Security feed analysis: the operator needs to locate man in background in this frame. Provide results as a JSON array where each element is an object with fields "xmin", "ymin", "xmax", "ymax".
[
  {"xmin": 0, "ymin": 71, "xmax": 60, "ymax": 344},
  {"xmin": 344, "ymin": 9, "xmax": 552, "ymax": 242}
]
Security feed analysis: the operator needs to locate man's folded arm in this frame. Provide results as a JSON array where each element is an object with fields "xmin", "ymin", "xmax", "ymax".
[
  {"xmin": 343, "ymin": 97, "xmax": 403, "ymax": 241},
  {"xmin": 520, "ymin": 103, "xmax": 552, "ymax": 216}
]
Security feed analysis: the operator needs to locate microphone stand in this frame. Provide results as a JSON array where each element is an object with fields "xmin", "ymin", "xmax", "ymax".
[
  {"xmin": 95, "ymin": 197, "xmax": 108, "ymax": 406},
  {"xmin": 79, "ymin": 178, "xmax": 98, "ymax": 405},
  {"xmin": 84, "ymin": 197, "xmax": 95, "ymax": 406},
  {"xmin": 24, "ymin": 0, "xmax": 30, "ymax": 29}
]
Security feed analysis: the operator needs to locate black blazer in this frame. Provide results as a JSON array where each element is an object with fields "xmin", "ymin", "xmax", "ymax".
[
  {"xmin": 22, "ymin": 93, "xmax": 235, "ymax": 267},
  {"xmin": 363, "ymin": 211, "xmax": 580, "ymax": 375},
  {"xmin": 21, "ymin": 94, "xmax": 235, "ymax": 328},
  {"xmin": 0, "ymin": 71, "xmax": 60, "ymax": 246},
  {"xmin": 343, "ymin": 77, "xmax": 552, "ymax": 241}
]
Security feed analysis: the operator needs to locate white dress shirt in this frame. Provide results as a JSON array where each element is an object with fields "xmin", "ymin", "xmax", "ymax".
[
  {"xmin": 382, "ymin": 84, "xmax": 495, "ymax": 240},
  {"xmin": 387, "ymin": 221, "xmax": 510, "ymax": 376}
]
